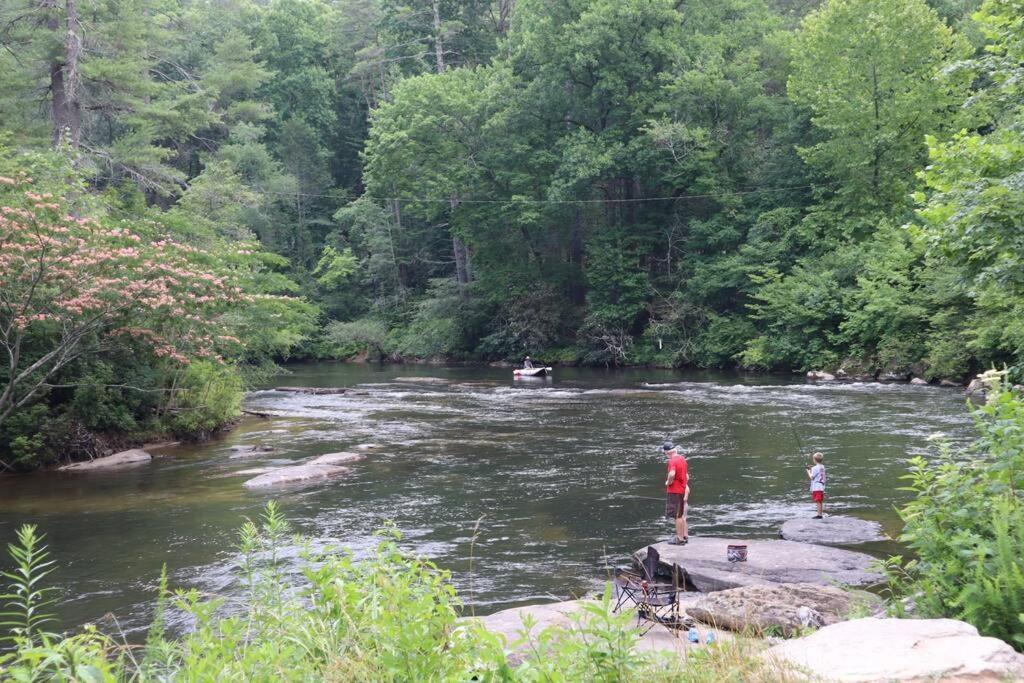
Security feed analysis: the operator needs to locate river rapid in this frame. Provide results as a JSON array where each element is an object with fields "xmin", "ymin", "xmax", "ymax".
[{"xmin": 0, "ymin": 364, "xmax": 975, "ymax": 636}]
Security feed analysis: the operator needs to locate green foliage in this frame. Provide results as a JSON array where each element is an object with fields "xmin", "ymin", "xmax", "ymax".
[
  {"xmin": 788, "ymin": 0, "xmax": 971, "ymax": 213},
  {"xmin": 325, "ymin": 318, "xmax": 392, "ymax": 361},
  {"xmin": 889, "ymin": 371, "xmax": 1024, "ymax": 648},
  {"xmin": 166, "ymin": 361, "xmax": 244, "ymax": 439},
  {"xmin": 0, "ymin": 525, "xmax": 57, "ymax": 646}
]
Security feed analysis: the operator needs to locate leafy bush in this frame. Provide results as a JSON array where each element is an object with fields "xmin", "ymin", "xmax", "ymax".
[
  {"xmin": 325, "ymin": 317, "xmax": 393, "ymax": 360},
  {"xmin": 889, "ymin": 370, "xmax": 1024, "ymax": 648},
  {"xmin": 166, "ymin": 361, "xmax": 243, "ymax": 439}
]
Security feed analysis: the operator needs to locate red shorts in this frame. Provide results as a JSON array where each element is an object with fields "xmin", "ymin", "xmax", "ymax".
[{"xmin": 812, "ymin": 491, "xmax": 825, "ymax": 503}]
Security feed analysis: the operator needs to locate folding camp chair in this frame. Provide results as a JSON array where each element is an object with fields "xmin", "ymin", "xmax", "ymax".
[{"xmin": 612, "ymin": 545, "xmax": 690, "ymax": 635}]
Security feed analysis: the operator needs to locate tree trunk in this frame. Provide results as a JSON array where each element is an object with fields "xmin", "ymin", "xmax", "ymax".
[
  {"xmin": 432, "ymin": 0, "xmax": 445, "ymax": 75},
  {"xmin": 569, "ymin": 208, "xmax": 586, "ymax": 305},
  {"xmin": 62, "ymin": 0, "xmax": 81, "ymax": 149},
  {"xmin": 389, "ymin": 198, "xmax": 407, "ymax": 295}
]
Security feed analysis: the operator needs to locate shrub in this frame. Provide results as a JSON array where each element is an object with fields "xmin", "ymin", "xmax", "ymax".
[
  {"xmin": 166, "ymin": 361, "xmax": 243, "ymax": 438},
  {"xmin": 325, "ymin": 317, "xmax": 392, "ymax": 360},
  {"xmin": 889, "ymin": 370, "xmax": 1024, "ymax": 648}
]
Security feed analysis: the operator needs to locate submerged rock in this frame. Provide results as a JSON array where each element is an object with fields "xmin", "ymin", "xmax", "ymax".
[
  {"xmin": 909, "ymin": 377, "xmax": 929, "ymax": 385},
  {"xmin": 806, "ymin": 370, "xmax": 835, "ymax": 381},
  {"xmin": 939, "ymin": 379, "xmax": 962, "ymax": 387},
  {"xmin": 687, "ymin": 583, "xmax": 881, "ymax": 637},
  {"xmin": 767, "ymin": 617, "xmax": 1024, "ymax": 681},
  {"xmin": 228, "ymin": 444, "xmax": 278, "ymax": 458},
  {"xmin": 394, "ymin": 377, "xmax": 450, "ymax": 384},
  {"xmin": 59, "ymin": 449, "xmax": 152, "ymax": 471},
  {"xmin": 242, "ymin": 464, "xmax": 350, "ymax": 488},
  {"xmin": 353, "ymin": 443, "xmax": 384, "ymax": 451},
  {"xmin": 779, "ymin": 516, "xmax": 888, "ymax": 546},
  {"xmin": 634, "ymin": 538, "xmax": 882, "ymax": 592},
  {"xmin": 308, "ymin": 452, "xmax": 365, "ymax": 466}
]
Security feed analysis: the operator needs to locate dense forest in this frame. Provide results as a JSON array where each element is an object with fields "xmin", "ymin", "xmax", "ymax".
[{"xmin": 1, "ymin": 0, "xmax": 1022, "ymax": 465}]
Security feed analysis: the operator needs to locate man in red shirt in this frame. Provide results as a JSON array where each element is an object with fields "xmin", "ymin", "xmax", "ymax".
[{"xmin": 663, "ymin": 442, "xmax": 689, "ymax": 545}]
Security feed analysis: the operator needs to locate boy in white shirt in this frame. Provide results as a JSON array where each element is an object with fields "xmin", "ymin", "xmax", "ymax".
[{"xmin": 807, "ymin": 452, "xmax": 826, "ymax": 519}]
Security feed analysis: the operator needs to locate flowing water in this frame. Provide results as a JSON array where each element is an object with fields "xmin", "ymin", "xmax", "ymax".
[{"xmin": 0, "ymin": 364, "xmax": 976, "ymax": 636}]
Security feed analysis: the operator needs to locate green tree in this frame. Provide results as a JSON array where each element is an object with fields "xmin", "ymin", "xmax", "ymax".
[{"xmin": 788, "ymin": 0, "xmax": 970, "ymax": 214}]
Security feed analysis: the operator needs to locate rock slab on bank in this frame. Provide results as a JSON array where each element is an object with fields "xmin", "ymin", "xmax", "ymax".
[
  {"xmin": 767, "ymin": 617, "xmax": 1024, "ymax": 682},
  {"xmin": 243, "ymin": 464, "xmax": 350, "ymax": 488},
  {"xmin": 472, "ymin": 598, "xmax": 727, "ymax": 666},
  {"xmin": 58, "ymin": 449, "xmax": 152, "ymax": 471},
  {"xmin": 687, "ymin": 583, "xmax": 881, "ymax": 637},
  {"xmin": 635, "ymin": 538, "xmax": 882, "ymax": 592},
  {"xmin": 779, "ymin": 516, "xmax": 887, "ymax": 546}
]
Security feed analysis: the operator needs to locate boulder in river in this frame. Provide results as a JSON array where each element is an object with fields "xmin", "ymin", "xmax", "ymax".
[
  {"xmin": 308, "ymin": 452, "xmax": 365, "ymax": 466},
  {"xmin": 686, "ymin": 583, "xmax": 881, "ymax": 637},
  {"xmin": 634, "ymin": 538, "xmax": 882, "ymax": 592},
  {"xmin": 242, "ymin": 464, "xmax": 350, "ymax": 488},
  {"xmin": 354, "ymin": 443, "xmax": 384, "ymax": 451},
  {"xmin": 58, "ymin": 449, "xmax": 152, "ymax": 471},
  {"xmin": 766, "ymin": 617, "xmax": 1024, "ymax": 682},
  {"xmin": 909, "ymin": 377, "xmax": 929, "ymax": 386},
  {"xmin": 939, "ymin": 378, "xmax": 962, "ymax": 387},
  {"xmin": 965, "ymin": 377, "xmax": 987, "ymax": 397},
  {"xmin": 806, "ymin": 370, "xmax": 835, "ymax": 381},
  {"xmin": 779, "ymin": 516, "xmax": 888, "ymax": 546}
]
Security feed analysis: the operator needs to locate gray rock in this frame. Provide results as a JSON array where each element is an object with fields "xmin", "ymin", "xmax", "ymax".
[
  {"xmin": 471, "ymin": 598, "xmax": 730, "ymax": 666},
  {"xmin": 634, "ymin": 537, "xmax": 882, "ymax": 592},
  {"xmin": 965, "ymin": 377, "xmax": 987, "ymax": 396},
  {"xmin": 308, "ymin": 452, "xmax": 366, "ymax": 466},
  {"xmin": 909, "ymin": 377, "xmax": 929, "ymax": 385},
  {"xmin": 806, "ymin": 370, "xmax": 836, "ymax": 381},
  {"xmin": 779, "ymin": 516, "xmax": 888, "ymax": 546},
  {"xmin": 686, "ymin": 583, "xmax": 880, "ymax": 637},
  {"xmin": 242, "ymin": 464, "xmax": 350, "ymax": 488},
  {"xmin": 939, "ymin": 379, "xmax": 961, "ymax": 387},
  {"xmin": 767, "ymin": 617, "xmax": 1024, "ymax": 682},
  {"xmin": 353, "ymin": 443, "xmax": 383, "ymax": 451},
  {"xmin": 58, "ymin": 449, "xmax": 152, "ymax": 471}
]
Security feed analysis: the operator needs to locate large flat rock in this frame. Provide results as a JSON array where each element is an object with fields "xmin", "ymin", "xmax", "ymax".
[
  {"xmin": 779, "ymin": 516, "xmax": 887, "ymax": 546},
  {"xmin": 687, "ymin": 583, "xmax": 882, "ymax": 637},
  {"xmin": 767, "ymin": 617, "xmax": 1024, "ymax": 681},
  {"xmin": 58, "ymin": 449, "xmax": 152, "ymax": 471},
  {"xmin": 471, "ymin": 599, "xmax": 730, "ymax": 666},
  {"xmin": 634, "ymin": 538, "xmax": 882, "ymax": 592},
  {"xmin": 242, "ymin": 463, "xmax": 350, "ymax": 488}
]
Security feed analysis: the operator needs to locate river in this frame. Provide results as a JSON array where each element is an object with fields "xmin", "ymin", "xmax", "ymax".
[{"xmin": 0, "ymin": 364, "xmax": 975, "ymax": 636}]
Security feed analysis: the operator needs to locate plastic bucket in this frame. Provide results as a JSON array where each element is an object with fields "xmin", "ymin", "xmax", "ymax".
[{"xmin": 726, "ymin": 544, "xmax": 748, "ymax": 562}]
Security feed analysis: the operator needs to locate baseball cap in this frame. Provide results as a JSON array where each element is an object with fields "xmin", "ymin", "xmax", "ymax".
[{"xmin": 662, "ymin": 441, "xmax": 675, "ymax": 451}]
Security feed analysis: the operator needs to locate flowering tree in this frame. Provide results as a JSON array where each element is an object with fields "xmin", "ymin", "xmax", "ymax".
[{"xmin": 0, "ymin": 173, "xmax": 247, "ymax": 431}]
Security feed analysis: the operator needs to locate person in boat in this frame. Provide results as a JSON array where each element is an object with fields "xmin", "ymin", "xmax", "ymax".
[
  {"xmin": 663, "ymin": 442, "xmax": 689, "ymax": 545},
  {"xmin": 523, "ymin": 356, "xmax": 534, "ymax": 369}
]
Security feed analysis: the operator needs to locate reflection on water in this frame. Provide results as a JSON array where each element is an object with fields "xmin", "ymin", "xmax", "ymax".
[{"xmin": 0, "ymin": 364, "xmax": 974, "ymax": 635}]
